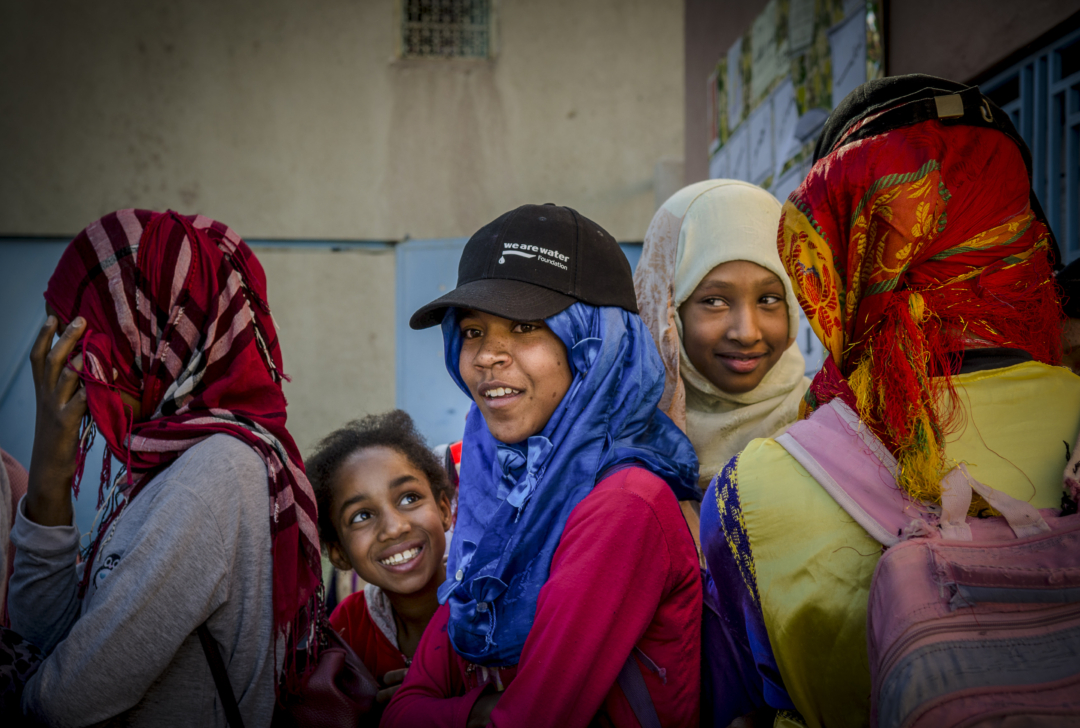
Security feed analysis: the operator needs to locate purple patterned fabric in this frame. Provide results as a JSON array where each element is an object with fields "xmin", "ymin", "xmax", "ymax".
[{"xmin": 700, "ymin": 455, "xmax": 795, "ymax": 726}]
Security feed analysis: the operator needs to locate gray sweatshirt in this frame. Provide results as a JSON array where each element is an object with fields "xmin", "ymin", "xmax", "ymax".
[{"xmin": 10, "ymin": 434, "xmax": 279, "ymax": 727}]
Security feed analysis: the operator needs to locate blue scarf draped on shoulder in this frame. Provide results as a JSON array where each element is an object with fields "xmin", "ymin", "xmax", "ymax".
[{"xmin": 437, "ymin": 302, "xmax": 700, "ymax": 666}]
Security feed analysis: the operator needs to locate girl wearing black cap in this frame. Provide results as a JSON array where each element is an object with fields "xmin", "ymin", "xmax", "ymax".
[{"xmin": 383, "ymin": 204, "xmax": 703, "ymax": 727}]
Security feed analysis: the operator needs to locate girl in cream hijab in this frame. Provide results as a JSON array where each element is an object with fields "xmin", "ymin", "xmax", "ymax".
[{"xmin": 636, "ymin": 179, "xmax": 810, "ymax": 490}]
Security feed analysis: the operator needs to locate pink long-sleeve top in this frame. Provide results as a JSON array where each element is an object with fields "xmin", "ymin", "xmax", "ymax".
[{"xmin": 382, "ymin": 465, "xmax": 701, "ymax": 728}]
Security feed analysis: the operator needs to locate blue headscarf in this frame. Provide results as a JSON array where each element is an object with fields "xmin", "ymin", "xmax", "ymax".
[{"xmin": 437, "ymin": 302, "xmax": 699, "ymax": 666}]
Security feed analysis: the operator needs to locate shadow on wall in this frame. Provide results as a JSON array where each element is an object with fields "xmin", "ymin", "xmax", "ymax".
[{"xmin": 383, "ymin": 61, "xmax": 520, "ymax": 241}]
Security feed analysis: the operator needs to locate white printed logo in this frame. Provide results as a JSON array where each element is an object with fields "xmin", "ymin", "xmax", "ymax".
[
  {"xmin": 498, "ymin": 250, "xmax": 536, "ymax": 264},
  {"xmin": 498, "ymin": 243, "xmax": 569, "ymax": 271}
]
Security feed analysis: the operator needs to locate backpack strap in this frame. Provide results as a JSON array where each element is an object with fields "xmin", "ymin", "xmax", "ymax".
[
  {"xmin": 776, "ymin": 400, "xmax": 914, "ymax": 546},
  {"xmin": 777, "ymin": 400, "xmax": 1053, "ymax": 545},
  {"xmin": 616, "ymin": 647, "xmax": 662, "ymax": 728},
  {"xmin": 940, "ymin": 463, "xmax": 1051, "ymax": 540},
  {"xmin": 197, "ymin": 623, "xmax": 246, "ymax": 728}
]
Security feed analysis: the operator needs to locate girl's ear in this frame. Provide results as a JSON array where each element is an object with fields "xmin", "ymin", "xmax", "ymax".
[
  {"xmin": 326, "ymin": 542, "xmax": 353, "ymax": 573},
  {"xmin": 438, "ymin": 492, "xmax": 453, "ymax": 531}
]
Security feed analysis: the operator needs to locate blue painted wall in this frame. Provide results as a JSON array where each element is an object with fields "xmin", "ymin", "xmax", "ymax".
[{"xmin": 0, "ymin": 240, "xmax": 108, "ymax": 535}]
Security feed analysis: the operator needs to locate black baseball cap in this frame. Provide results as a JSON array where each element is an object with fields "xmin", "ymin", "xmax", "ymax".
[{"xmin": 409, "ymin": 203, "xmax": 638, "ymax": 329}]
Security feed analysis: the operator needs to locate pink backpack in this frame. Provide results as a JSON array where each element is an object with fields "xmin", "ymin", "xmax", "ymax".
[{"xmin": 776, "ymin": 400, "xmax": 1080, "ymax": 728}]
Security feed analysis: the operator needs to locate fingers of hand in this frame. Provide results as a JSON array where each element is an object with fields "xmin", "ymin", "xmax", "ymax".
[
  {"xmin": 57, "ymin": 358, "xmax": 84, "ymax": 404},
  {"xmin": 43, "ymin": 317, "xmax": 86, "ymax": 390},
  {"xmin": 382, "ymin": 668, "xmax": 408, "ymax": 686},
  {"xmin": 466, "ymin": 692, "xmax": 501, "ymax": 728},
  {"xmin": 65, "ymin": 382, "xmax": 89, "ymax": 422},
  {"xmin": 376, "ymin": 685, "xmax": 400, "ymax": 704},
  {"xmin": 30, "ymin": 316, "xmax": 59, "ymax": 386}
]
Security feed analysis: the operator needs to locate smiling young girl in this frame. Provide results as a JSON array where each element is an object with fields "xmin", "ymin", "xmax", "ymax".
[
  {"xmin": 307, "ymin": 410, "xmax": 453, "ymax": 705},
  {"xmin": 383, "ymin": 204, "xmax": 702, "ymax": 728},
  {"xmin": 635, "ymin": 180, "xmax": 810, "ymax": 490}
]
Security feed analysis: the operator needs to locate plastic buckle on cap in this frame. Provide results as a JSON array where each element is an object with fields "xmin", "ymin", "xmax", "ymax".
[{"xmin": 934, "ymin": 94, "xmax": 964, "ymax": 119}]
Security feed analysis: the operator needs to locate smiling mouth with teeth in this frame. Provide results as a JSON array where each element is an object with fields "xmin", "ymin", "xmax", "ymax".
[
  {"xmin": 379, "ymin": 546, "xmax": 421, "ymax": 566},
  {"xmin": 484, "ymin": 387, "xmax": 522, "ymax": 399}
]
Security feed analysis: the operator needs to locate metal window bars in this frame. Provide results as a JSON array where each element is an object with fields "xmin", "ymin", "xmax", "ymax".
[
  {"xmin": 401, "ymin": 0, "xmax": 491, "ymax": 59},
  {"xmin": 983, "ymin": 27, "xmax": 1080, "ymax": 262}
]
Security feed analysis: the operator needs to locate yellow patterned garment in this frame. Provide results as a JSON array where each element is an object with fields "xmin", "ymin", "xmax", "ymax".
[{"xmin": 733, "ymin": 362, "xmax": 1080, "ymax": 728}]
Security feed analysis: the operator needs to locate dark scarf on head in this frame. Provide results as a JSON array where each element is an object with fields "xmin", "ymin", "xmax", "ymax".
[{"xmin": 45, "ymin": 209, "xmax": 322, "ymax": 684}]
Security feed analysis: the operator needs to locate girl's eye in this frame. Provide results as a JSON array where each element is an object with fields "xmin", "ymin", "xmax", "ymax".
[
  {"xmin": 702, "ymin": 296, "xmax": 728, "ymax": 308},
  {"xmin": 461, "ymin": 326, "xmax": 482, "ymax": 339},
  {"xmin": 348, "ymin": 510, "xmax": 372, "ymax": 525},
  {"xmin": 400, "ymin": 493, "xmax": 421, "ymax": 506},
  {"xmin": 760, "ymin": 294, "xmax": 784, "ymax": 306},
  {"xmin": 512, "ymin": 321, "xmax": 541, "ymax": 333}
]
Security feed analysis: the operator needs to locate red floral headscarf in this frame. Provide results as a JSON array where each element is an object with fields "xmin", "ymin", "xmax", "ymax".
[
  {"xmin": 780, "ymin": 116, "xmax": 1061, "ymax": 505},
  {"xmin": 45, "ymin": 209, "xmax": 321, "ymax": 677}
]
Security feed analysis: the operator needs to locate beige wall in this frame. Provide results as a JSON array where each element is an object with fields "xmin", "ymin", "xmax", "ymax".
[
  {"xmin": 0, "ymin": 0, "xmax": 683, "ymax": 241},
  {"xmin": 255, "ymin": 246, "xmax": 396, "ymax": 455},
  {"xmin": 1, "ymin": 0, "xmax": 684, "ymax": 451}
]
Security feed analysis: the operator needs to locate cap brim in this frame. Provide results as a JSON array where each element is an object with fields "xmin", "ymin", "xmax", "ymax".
[{"xmin": 409, "ymin": 278, "xmax": 578, "ymax": 329}]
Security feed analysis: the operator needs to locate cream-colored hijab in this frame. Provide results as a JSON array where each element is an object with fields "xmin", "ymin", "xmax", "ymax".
[{"xmin": 635, "ymin": 180, "xmax": 810, "ymax": 489}]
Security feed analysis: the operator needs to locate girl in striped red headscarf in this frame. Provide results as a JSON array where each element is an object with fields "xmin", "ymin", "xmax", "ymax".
[{"xmin": 9, "ymin": 209, "xmax": 321, "ymax": 726}]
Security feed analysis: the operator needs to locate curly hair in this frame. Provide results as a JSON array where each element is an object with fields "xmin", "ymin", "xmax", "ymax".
[{"xmin": 306, "ymin": 409, "xmax": 452, "ymax": 548}]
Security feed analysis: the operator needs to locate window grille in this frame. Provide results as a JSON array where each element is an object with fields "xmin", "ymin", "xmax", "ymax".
[
  {"xmin": 400, "ymin": 0, "xmax": 491, "ymax": 59},
  {"xmin": 982, "ymin": 27, "xmax": 1080, "ymax": 261}
]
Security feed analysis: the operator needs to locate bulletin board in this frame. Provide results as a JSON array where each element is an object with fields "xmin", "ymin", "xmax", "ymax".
[{"xmin": 707, "ymin": 0, "xmax": 885, "ymax": 203}]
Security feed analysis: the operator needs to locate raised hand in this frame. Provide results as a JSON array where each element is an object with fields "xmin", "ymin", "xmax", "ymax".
[{"xmin": 26, "ymin": 314, "xmax": 87, "ymax": 526}]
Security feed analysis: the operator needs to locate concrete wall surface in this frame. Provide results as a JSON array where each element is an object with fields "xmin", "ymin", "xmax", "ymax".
[
  {"xmin": 1, "ymin": 0, "xmax": 685, "ymax": 461},
  {"xmin": 254, "ymin": 246, "xmax": 396, "ymax": 455},
  {"xmin": 888, "ymin": 0, "xmax": 1079, "ymax": 81},
  {"xmin": 1, "ymin": 0, "xmax": 683, "ymax": 242}
]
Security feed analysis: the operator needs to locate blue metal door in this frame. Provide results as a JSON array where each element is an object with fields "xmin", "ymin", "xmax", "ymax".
[{"xmin": 395, "ymin": 238, "xmax": 474, "ymax": 447}]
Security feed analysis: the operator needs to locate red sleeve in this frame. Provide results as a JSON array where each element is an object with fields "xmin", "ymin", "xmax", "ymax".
[
  {"xmin": 328, "ymin": 591, "xmax": 363, "ymax": 643},
  {"xmin": 381, "ymin": 604, "xmax": 490, "ymax": 728},
  {"xmin": 487, "ymin": 466, "xmax": 699, "ymax": 728}
]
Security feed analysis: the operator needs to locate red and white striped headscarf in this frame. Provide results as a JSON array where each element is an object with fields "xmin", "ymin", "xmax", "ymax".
[{"xmin": 45, "ymin": 209, "xmax": 321, "ymax": 675}]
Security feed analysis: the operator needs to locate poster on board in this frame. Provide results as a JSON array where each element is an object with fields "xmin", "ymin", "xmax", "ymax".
[
  {"xmin": 708, "ymin": 0, "xmax": 884, "ymax": 197},
  {"xmin": 829, "ymin": 9, "xmax": 869, "ymax": 109}
]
